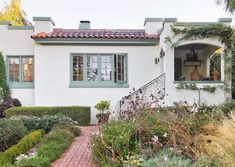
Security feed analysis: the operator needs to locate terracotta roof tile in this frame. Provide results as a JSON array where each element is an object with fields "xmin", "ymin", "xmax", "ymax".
[{"xmin": 32, "ymin": 28, "xmax": 159, "ymax": 40}]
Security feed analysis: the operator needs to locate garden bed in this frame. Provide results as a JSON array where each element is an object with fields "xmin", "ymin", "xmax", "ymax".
[{"xmin": 91, "ymin": 100, "xmax": 235, "ymax": 167}]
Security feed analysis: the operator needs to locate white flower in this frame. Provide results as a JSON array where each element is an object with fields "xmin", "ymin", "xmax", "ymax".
[
  {"xmin": 162, "ymin": 155, "xmax": 168, "ymax": 162},
  {"xmin": 163, "ymin": 133, "xmax": 167, "ymax": 138}
]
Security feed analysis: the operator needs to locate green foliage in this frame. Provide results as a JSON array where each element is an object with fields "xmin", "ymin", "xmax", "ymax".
[
  {"xmin": 171, "ymin": 24, "xmax": 233, "ymax": 48},
  {"xmin": 175, "ymin": 82, "xmax": 198, "ymax": 90},
  {"xmin": 5, "ymin": 106, "xmax": 91, "ymax": 125},
  {"xmin": 216, "ymin": 0, "xmax": 235, "ymax": 14},
  {"xmin": 138, "ymin": 111, "xmax": 170, "ymax": 146},
  {"xmin": 91, "ymin": 121, "xmax": 137, "ymax": 166},
  {"xmin": 202, "ymin": 85, "xmax": 216, "ymax": 93},
  {"xmin": 176, "ymin": 82, "xmax": 217, "ymax": 93},
  {"xmin": 16, "ymin": 129, "xmax": 74, "ymax": 167},
  {"xmin": 53, "ymin": 123, "xmax": 81, "ymax": 137},
  {"xmin": 219, "ymin": 99, "xmax": 235, "ymax": 114},
  {"xmin": 232, "ymin": 43, "xmax": 235, "ymax": 99},
  {"xmin": 0, "ymin": 0, "xmax": 30, "ymax": 26},
  {"xmin": 9, "ymin": 115, "xmax": 78, "ymax": 133},
  {"xmin": 95, "ymin": 100, "xmax": 110, "ymax": 112},
  {"xmin": 0, "ymin": 130, "xmax": 44, "ymax": 165},
  {"xmin": 210, "ymin": 53, "xmax": 221, "ymax": 80},
  {"xmin": 0, "ymin": 119, "xmax": 27, "ymax": 152},
  {"xmin": 0, "ymin": 52, "xmax": 11, "ymax": 102},
  {"xmin": 141, "ymin": 148, "xmax": 193, "ymax": 167}
]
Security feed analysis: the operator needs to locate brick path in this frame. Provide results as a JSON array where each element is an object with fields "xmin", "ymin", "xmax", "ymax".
[{"xmin": 51, "ymin": 126, "xmax": 98, "ymax": 167}]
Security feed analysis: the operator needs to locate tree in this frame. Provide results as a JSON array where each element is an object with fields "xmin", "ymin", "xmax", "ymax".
[
  {"xmin": 216, "ymin": 0, "xmax": 235, "ymax": 14},
  {"xmin": 0, "ymin": 0, "xmax": 30, "ymax": 25},
  {"xmin": 0, "ymin": 52, "xmax": 11, "ymax": 102}
]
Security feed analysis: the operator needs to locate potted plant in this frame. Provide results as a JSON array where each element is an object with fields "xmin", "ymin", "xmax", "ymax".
[
  {"xmin": 95, "ymin": 100, "xmax": 111, "ymax": 124},
  {"xmin": 213, "ymin": 69, "xmax": 220, "ymax": 81}
]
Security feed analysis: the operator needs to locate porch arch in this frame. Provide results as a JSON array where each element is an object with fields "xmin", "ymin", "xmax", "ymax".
[{"xmin": 174, "ymin": 42, "xmax": 224, "ymax": 82}]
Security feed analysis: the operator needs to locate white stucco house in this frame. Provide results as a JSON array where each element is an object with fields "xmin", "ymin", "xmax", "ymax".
[{"xmin": 0, "ymin": 17, "xmax": 232, "ymax": 122}]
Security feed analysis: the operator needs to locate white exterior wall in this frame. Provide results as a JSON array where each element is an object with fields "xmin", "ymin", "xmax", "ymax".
[
  {"xmin": 34, "ymin": 44, "xmax": 160, "ymax": 122},
  {"xmin": 0, "ymin": 24, "xmax": 35, "ymax": 106},
  {"xmin": 0, "ymin": 17, "xmax": 231, "ymax": 123}
]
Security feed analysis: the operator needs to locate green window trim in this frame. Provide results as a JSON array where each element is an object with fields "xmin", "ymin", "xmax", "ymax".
[
  {"xmin": 173, "ymin": 81, "xmax": 224, "ymax": 84},
  {"xmin": 70, "ymin": 53, "xmax": 129, "ymax": 88},
  {"xmin": 6, "ymin": 55, "xmax": 34, "ymax": 89}
]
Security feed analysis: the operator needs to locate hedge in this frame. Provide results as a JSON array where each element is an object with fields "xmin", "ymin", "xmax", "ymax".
[
  {"xmin": 5, "ymin": 106, "xmax": 91, "ymax": 125},
  {"xmin": 0, "ymin": 130, "xmax": 44, "ymax": 165}
]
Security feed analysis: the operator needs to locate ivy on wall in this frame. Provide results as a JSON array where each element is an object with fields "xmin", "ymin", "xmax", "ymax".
[
  {"xmin": 176, "ymin": 83, "xmax": 218, "ymax": 93},
  {"xmin": 171, "ymin": 24, "xmax": 233, "ymax": 48}
]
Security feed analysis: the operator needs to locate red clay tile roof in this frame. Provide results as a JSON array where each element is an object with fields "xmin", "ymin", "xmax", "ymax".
[{"xmin": 32, "ymin": 28, "xmax": 159, "ymax": 40}]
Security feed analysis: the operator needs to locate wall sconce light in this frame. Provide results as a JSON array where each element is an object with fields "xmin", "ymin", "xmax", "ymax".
[
  {"xmin": 160, "ymin": 48, "xmax": 165, "ymax": 58},
  {"xmin": 155, "ymin": 57, "xmax": 160, "ymax": 64}
]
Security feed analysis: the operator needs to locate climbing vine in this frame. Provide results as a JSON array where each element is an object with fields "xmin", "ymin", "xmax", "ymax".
[
  {"xmin": 170, "ymin": 24, "xmax": 233, "ymax": 48},
  {"xmin": 168, "ymin": 23, "xmax": 233, "ymax": 97},
  {"xmin": 176, "ymin": 83, "xmax": 218, "ymax": 93}
]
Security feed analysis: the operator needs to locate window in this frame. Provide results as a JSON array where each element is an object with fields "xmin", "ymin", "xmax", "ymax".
[
  {"xmin": 7, "ymin": 56, "xmax": 34, "ymax": 88},
  {"xmin": 71, "ymin": 53, "xmax": 128, "ymax": 87}
]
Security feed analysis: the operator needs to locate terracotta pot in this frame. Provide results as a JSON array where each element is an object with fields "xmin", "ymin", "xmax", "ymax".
[
  {"xmin": 213, "ymin": 70, "xmax": 219, "ymax": 81},
  {"xmin": 96, "ymin": 113, "xmax": 110, "ymax": 124}
]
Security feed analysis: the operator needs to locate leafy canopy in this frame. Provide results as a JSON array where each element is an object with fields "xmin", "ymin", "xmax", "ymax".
[
  {"xmin": 0, "ymin": 0, "xmax": 29, "ymax": 25},
  {"xmin": 216, "ymin": 0, "xmax": 235, "ymax": 14}
]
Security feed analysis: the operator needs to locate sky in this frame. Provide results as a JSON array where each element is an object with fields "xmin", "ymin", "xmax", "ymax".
[{"xmin": 0, "ymin": 0, "xmax": 232, "ymax": 29}]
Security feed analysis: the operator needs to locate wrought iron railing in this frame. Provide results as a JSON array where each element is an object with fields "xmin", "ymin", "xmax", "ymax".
[{"xmin": 116, "ymin": 73, "xmax": 166, "ymax": 114}]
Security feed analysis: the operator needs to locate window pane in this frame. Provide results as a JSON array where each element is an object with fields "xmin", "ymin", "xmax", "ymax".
[
  {"xmin": 22, "ymin": 57, "xmax": 33, "ymax": 82},
  {"xmin": 73, "ymin": 55, "xmax": 83, "ymax": 81},
  {"xmin": 9, "ymin": 58, "xmax": 20, "ymax": 82},
  {"xmin": 101, "ymin": 55, "xmax": 112, "ymax": 81},
  {"xmin": 87, "ymin": 55, "xmax": 98, "ymax": 81},
  {"xmin": 116, "ymin": 54, "xmax": 127, "ymax": 82}
]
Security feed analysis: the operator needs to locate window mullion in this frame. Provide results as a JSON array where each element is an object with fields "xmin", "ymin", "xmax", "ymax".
[
  {"xmin": 98, "ymin": 54, "xmax": 101, "ymax": 82},
  {"xmin": 83, "ymin": 54, "xmax": 87, "ymax": 81},
  {"xmin": 20, "ymin": 56, "xmax": 22, "ymax": 84},
  {"xmin": 112, "ymin": 54, "xmax": 115, "ymax": 83}
]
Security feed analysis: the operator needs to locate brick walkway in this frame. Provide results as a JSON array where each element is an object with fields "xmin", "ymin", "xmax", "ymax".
[{"xmin": 51, "ymin": 126, "xmax": 98, "ymax": 167}]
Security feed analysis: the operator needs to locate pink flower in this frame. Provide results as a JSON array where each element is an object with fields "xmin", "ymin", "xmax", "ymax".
[{"xmin": 152, "ymin": 135, "xmax": 159, "ymax": 143}]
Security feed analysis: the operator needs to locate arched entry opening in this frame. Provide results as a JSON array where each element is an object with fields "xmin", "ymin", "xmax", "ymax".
[{"xmin": 174, "ymin": 43, "xmax": 222, "ymax": 81}]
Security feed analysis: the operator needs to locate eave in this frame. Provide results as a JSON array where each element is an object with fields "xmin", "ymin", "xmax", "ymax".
[{"xmin": 33, "ymin": 38, "xmax": 159, "ymax": 46}]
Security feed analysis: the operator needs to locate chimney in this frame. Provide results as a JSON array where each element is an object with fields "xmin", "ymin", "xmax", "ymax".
[
  {"xmin": 218, "ymin": 18, "xmax": 232, "ymax": 26},
  {"xmin": 79, "ymin": 20, "xmax": 91, "ymax": 29},
  {"xmin": 144, "ymin": 18, "xmax": 163, "ymax": 35},
  {"xmin": 33, "ymin": 17, "xmax": 55, "ymax": 34}
]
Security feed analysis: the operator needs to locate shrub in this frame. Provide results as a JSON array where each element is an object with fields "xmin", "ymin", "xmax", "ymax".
[
  {"xmin": 0, "ymin": 130, "xmax": 44, "ymax": 165},
  {"xmin": 219, "ymin": 99, "xmax": 235, "ymax": 114},
  {"xmin": 0, "ymin": 52, "xmax": 11, "ymax": 102},
  {"xmin": 0, "ymin": 119, "xmax": 27, "ymax": 152},
  {"xmin": 91, "ymin": 121, "xmax": 137, "ymax": 166},
  {"xmin": 194, "ymin": 112, "xmax": 235, "ymax": 166},
  {"xmin": 16, "ymin": 129, "xmax": 74, "ymax": 167},
  {"xmin": 141, "ymin": 148, "xmax": 194, "ymax": 167},
  {"xmin": 0, "ymin": 98, "xmax": 22, "ymax": 118},
  {"xmin": 5, "ymin": 106, "xmax": 91, "ymax": 125},
  {"xmin": 10, "ymin": 115, "xmax": 78, "ymax": 133}
]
